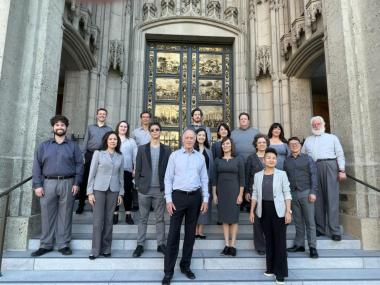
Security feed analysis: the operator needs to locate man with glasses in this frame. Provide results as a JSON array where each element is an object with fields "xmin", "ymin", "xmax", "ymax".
[
  {"xmin": 133, "ymin": 122, "xmax": 171, "ymax": 258},
  {"xmin": 284, "ymin": 137, "xmax": 319, "ymax": 258}
]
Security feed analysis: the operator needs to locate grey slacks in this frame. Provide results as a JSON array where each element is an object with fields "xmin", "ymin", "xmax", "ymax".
[
  {"xmin": 315, "ymin": 160, "xmax": 341, "ymax": 235},
  {"xmin": 137, "ymin": 191, "xmax": 166, "ymax": 246},
  {"xmin": 40, "ymin": 178, "xmax": 75, "ymax": 250},
  {"xmin": 291, "ymin": 190, "xmax": 317, "ymax": 248},
  {"xmin": 91, "ymin": 190, "xmax": 119, "ymax": 256}
]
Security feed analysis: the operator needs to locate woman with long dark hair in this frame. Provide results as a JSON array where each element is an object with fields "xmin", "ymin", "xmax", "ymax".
[
  {"xmin": 213, "ymin": 137, "xmax": 245, "ymax": 256},
  {"xmin": 250, "ymin": 148, "xmax": 292, "ymax": 284},
  {"xmin": 268, "ymin": 123, "xmax": 289, "ymax": 170},
  {"xmin": 194, "ymin": 128, "xmax": 214, "ymax": 239},
  {"xmin": 87, "ymin": 131, "xmax": 124, "ymax": 260},
  {"xmin": 211, "ymin": 123, "xmax": 231, "ymax": 159},
  {"xmin": 113, "ymin": 121, "xmax": 137, "ymax": 225}
]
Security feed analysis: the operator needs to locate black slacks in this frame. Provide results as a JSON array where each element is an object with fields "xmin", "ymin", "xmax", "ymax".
[
  {"xmin": 164, "ymin": 190, "xmax": 202, "ymax": 277},
  {"xmin": 115, "ymin": 171, "xmax": 134, "ymax": 212},
  {"xmin": 78, "ymin": 150, "xmax": 94, "ymax": 207},
  {"xmin": 260, "ymin": 200, "xmax": 288, "ymax": 278}
]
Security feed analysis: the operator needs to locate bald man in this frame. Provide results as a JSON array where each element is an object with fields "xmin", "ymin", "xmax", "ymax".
[{"xmin": 162, "ymin": 129, "xmax": 209, "ymax": 285}]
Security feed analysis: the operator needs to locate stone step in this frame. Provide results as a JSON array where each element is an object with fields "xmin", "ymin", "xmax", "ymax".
[
  {"xmin": 3, "ymin": 249, "xmax": 380, "ymax": 271},
  {"xmin": 1, "ymin": 268, "xmax": 380, "ymax": 284},
  {"xmin": 28, "ymin": 233, "xmax": 360, "ymax": 250}
]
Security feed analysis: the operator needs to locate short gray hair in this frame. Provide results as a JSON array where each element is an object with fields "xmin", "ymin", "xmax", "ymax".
[{"xmin": 310, "ymin": 116, "xmax": 325, "ymax": 126}]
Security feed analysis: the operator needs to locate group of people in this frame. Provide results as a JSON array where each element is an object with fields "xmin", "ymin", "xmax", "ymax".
[{"xmin": 31, "ymin": 106, "xmax": 346, "ymax": 285}]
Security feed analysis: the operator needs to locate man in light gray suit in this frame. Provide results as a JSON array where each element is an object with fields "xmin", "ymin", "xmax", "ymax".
[{"xmin": 133, "ymin": 122, "xmax": 172, "ymax": 257}]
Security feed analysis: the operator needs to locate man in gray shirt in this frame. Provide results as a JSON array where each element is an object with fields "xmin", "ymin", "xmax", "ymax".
[
  {"xmin": 132, "ymin": 111, "xmax": 152, "ymax": 147},
  {"xmin": 31, "ymin": 115, "xmax": 83, "ymax": 257},
  {"xmin": 133, "ymin": 122, "xmax": 171, "ymax": 258},
  {"xmin": 284, "ymin": 136, "xmax": 318, "ymax": 258},
  {"xmin": 76, "ymin": 108, "xmax": 112, "ymax": 214}
]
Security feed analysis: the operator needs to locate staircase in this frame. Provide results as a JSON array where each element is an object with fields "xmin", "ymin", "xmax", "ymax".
[{"xmin": 2, "ymin": 204, "xmax": 380, "ymax": 284}]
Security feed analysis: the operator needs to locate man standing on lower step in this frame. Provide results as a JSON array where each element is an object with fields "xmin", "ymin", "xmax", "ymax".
[
  {"xmin": 132, "ymin": 122, "xmax": 171, "ymax": 258},
  {"xmin": 31, "ymin": 115, "xmax": 83, "ymax": 257}
]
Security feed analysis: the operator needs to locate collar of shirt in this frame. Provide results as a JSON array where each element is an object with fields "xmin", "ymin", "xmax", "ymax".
[
  {"xmin": 51, "ymin": 137, "xmax": 69, "ymax": 144},
  {"xmin": 181, "ymin": 147, "xmax": 195, "ymax": 154}
]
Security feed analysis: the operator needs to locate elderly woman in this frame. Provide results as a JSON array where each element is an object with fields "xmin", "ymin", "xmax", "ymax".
[
  {"xmin": 87, "ymin": 131, "xmax": 124, "ymax": 260},
  {"xmin": 249, "ymin": 148, "xmax": 292, "ymax": 285}
]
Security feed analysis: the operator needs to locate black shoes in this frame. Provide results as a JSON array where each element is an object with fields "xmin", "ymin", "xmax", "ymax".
[
  {"xmin": 180, "ymin": 267, "xmax": 196, "ymax": 280},
  {"xmin": 332, "ymin": 234, "xmax": 342, "ymax": 241},
  {"xmin": 133, "ymin": 245, "xmax": 144, "ymax": 257},
  {"xmin": 229, "ymin": 247, "xmax": 237, "ymax": 257},
  {"xmin": 257, "ymin": 250, "xmax": 265, "ymax": 255},
  {"xmin": 102, "ymin": 252, "xmax": 111, "ymax": 258},
  {"xmin": 220, "ymin": 246, "xmax": 230, "ymax": 256},
  {"xmin": 88, "ymin": 254, "xmax": 96, "ymax": 260},
  {"xmin": 309, "ymin": 247, "xmax": 319, "ymax": 258},
  {"xmin": 125, "ymin": 214, "xmax": 134, "ymax": 225},
  {"xmin": 31, "ymin": 248, "xmax": 53, "ymax": 257},
  {"xmin": 161, "ymin": 275, "xmax": 172, "ymax": 285},
  {"xmin": 157, "ymin": 244, "xmax": 166, "ymax": 255},
  {"xmin": 275, "ymin": 275, "xmax": 285, "ymax": 284},
  {"xmin": 264, "ymin": 271, "xmax": 274, "ymax": 277},
  {"xmin": 113, "ymin": 213, "xmax": 119, "ymax": 225},
  {"xmin": 287, "ymin": 245, "xmax": 305, "ymax": 252},
  {"xmin": 316, "ymin": 230, "xmax": 324, "ymax": 237},
  {"xmin": 58, "ymin": 247, "xmax": 72, "ymax": 256},
  {"xmin": 76, "ymin": 205, "xmax": 84, "ymax": 214},
  {"xmin": 195, "ymin": 234, "xmax": 207, "ymax": 239}
]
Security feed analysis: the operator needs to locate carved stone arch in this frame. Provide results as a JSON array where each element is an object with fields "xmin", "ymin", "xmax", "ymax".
[
  {"xmin": 283, "ymin": 33, "xmax": 324, "ymax": 77},
  {"xmin": 61, "ymin": 20, "xmax": 96, "ymax": 71}
]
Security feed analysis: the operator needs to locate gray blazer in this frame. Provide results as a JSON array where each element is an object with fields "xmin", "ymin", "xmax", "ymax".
[
  {"xmin": 134, "ymin": 143, "xmax": 171, "ymax": 194},
  {"xmin": 87, "ymin": 150, "xmax": 125, "ymax": 196},
  {"xmin": 252, "ymin": 169, "xmax": 292, "ymax": 218}
]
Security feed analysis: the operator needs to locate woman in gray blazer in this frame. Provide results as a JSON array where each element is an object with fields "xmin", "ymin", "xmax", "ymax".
[
  {"xmin": 87, "ymin": 131, "xmax": 124, "ymax": 260},
  {"xmin": 249, "ymin": 147, "xmax": 292, "ymax": 285},
  {"xmin": 194, "ymin": 128, "xmax": 214, "ymax": 239}
]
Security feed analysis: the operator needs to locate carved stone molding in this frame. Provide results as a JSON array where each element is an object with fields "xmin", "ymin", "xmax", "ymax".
[
  {"xmin": 256, "ymin": 45, "xmax": 272, "ymax": 76},
  {"xmin": 143, "ymin": 3, "xmax": 157, "ymax": 21},
  {"xmin": 249, "ymin": 0, "xmax": 255, "ymax": 20},
  {"xmin": 161, "ymin": 0, "xmax": 175, "ymax": 17},
  {"xmin": 256, "ymin": 0, "xmax": 268, "ymax": 4},
  {"xmin": 305, "ymin": 0, "xmax": 322, "ymax": 26},
  {"xmin": 270, "ymin": 0, "xmax": 284, "ymax": 10},
  {"xmin": 125, "ymin": 0, "xmax": 132, "ymax": 15},
  {"xmin": 181, "ymin": 0, "xmax": 201, "ymax": 16},
  {"xmin": 109, "ymin": 40, "xmax": 123, "ymax": 73},
  {"xmin": 280, "ymin": 33, "xmax": 291, "ymax": 57},
  {"xmin": 207, "ymin": 1, "xmax": 221, "ymax": 19},
  {"xmin": 224, "ymin": 7, "xmax": 238, "ymax": 25},
  {"xmin": 291, "ymin": 17, "xmax": 305, "ymax": 44}
]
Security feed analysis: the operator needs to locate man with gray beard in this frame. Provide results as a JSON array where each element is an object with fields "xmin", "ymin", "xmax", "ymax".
[{"xmin": 302, "ymin": 116, "xmax": 346, "ymax": 241}]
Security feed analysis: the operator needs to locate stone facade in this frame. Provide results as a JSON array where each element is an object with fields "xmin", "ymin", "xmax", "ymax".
[{"xmin": 0, "ymin": 0, "xmax": 379, "ymax": 249}]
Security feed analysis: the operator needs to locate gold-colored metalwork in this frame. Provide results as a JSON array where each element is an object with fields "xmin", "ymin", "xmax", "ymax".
[
  {"xmin": 155, "ymin": 78, "xmax": 180, "ymax": 101},
  {"xmin": 156, "ymin": 52, "xmax": 180, "ymax": 74},
  {"xmin": 155, "ymin": 104, "xmax": 179, "ymax": 128},
  {"xmin": 147, "ymin": 51, "xmax": 155, "ymax": 113},
  {"xmin": 199, "ymin": 54, "xmax": 222, "ymax": 75},
  {"xmin": 225, "ymin": 53, "xmax": 231, "ymax": 126},
  {"xmin": 199, "ymin": 47, "xmax": 224, "ymax": 52},
  {"xmin": 181, "ymin": 48, "xmax": 188, "ymax": 131},
  {"xmin": 200, "ymin": 105, "xmax": 224, "ymax": 128},
  {"xmin": 191, "ymin": 52, "xmax": 197, "ymax": 110},
  {"xmin": 161, "ymin": 131, "xmax": 180, "ymax": 150},
  {"xmin": 199, "ymin": 79, "xmax": 223, "ymax": 102}
]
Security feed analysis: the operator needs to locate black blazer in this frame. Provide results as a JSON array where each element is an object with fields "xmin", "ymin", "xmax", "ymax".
[
  {"xmin": 245, "ymin": 153, "xmax": 264, "ymax": 194},
  {"xmin": 135, "ymin": 143, "xmax": 171, "ymax": 194}
]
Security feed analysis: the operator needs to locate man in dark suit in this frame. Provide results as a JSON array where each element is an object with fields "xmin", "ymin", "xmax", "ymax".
[{"xmin": 133, "ymin": 122, "xmax": 171, "ymax": 257}]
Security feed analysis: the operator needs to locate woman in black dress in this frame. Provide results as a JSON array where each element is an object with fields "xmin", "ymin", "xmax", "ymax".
[
  {"xmin": 212, "ymin": 137, "xmax": 245, "ymax": 256},
  {"xmin": 211, "ymin": 123, "xmax": 231, "ymax": 159}
]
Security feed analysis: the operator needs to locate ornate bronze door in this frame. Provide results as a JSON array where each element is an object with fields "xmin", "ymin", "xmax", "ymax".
[{"xmin": 145, "ymin": 43, "xmax": 233, "ymax": 149}]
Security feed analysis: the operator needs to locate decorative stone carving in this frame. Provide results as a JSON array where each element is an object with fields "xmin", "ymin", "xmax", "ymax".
[
  {"xmin": 125, "ymin": 0, "xmax": 132, "ymax": 15},
  {"xmin": 109, "ymin": 40, "xmax": 123, "ymax": 72},
  {"xmin": 224, "ymin": 7, "xmax": 238, "ymax": 25},
  {"xmin": 270, "ymin": 0, "xmax": 284, "ymax": 10},
  {"xmin": 161, "ymin": 0, "xmax": 175, "ymax": 17},
  {"xmin": 143, "ymin": 2, "xmax": 157, "ymax": 21},
  {"xmin": 291, "ymin": 17, "xmax": 305, "ymax": 44},
  {"xmin": 256, "ymin": 45, "xmax": 272, "ymax": 76},
  {"xmin": 256, "ymin": 0, "xmax": 268, "ymax": 4},
  {"xmin": 280, "ymin": 33, "xmax": 291, "ymax": 58},
  {"xmin": 207, "ymin": 1, "xmax": 221, "ymax": 19},
  {"xmin": 305, "ymin": 0, "xmax": 322, "ymax": 26},
  {"xmin": 89, "ymin": 24, "xmax": 100, "ymax": 53},
  {"xmin": 181, "ymin": 0, "xmax": 201, "ymax": 16}
]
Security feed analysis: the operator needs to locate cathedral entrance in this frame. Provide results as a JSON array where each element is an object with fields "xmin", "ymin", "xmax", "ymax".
[{"xmin": 144, "ymin": 42, "xmax": 233, "ymax": 149}]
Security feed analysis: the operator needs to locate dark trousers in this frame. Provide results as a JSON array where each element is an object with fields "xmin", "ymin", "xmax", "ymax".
[
  {"xmin": 115, "ymin": 171, "xmax": 134, "ymax": 212},
  {"xmin": 253, "ymin": 211, "xmax": 266, "ymax": 252},
  {"xmin": 164, "ymin": 190, "xmax": 202, "ymax": 277},
  {"xmin": 260, "ymin": 201, "xmax": 288, "ymax": 278},
  {"xmin": 78, "ymin": 151, "xmax": 94, "ymax": 208}
]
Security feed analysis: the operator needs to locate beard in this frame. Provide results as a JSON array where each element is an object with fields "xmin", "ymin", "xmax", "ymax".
[
  {"xmin": 54, "ymin": 129, "xmax": 67, "ymax": 137},
  {"xmin": 312, "ymin": 126, "xmax": 325, "ymax": 136}
]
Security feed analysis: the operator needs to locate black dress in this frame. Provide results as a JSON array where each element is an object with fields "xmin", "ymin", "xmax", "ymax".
[{"xmin": 213, "ymin": 156, "xmax": 245, "ymax": 224}]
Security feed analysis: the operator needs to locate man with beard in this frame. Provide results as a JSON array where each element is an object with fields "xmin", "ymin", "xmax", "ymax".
[
  {"xmin": 31, "ymin": 115, "xmax": 83, "ymax": 256},
  {"xmin": 76, "ymin": 108, "xmax": 112, "ymax": 214},
  {"xmin": 302, "ymin": 116, "xmax": 346, "ymax": 241},
  {"xmin": 186, "ymin": 107, "xmax": 212, "ymax": 145}
]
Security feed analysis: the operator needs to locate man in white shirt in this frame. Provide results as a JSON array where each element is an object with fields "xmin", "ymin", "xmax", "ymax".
[{"xmin": 302, "ymin": 116, "xmax": 346, "ymax": 241}]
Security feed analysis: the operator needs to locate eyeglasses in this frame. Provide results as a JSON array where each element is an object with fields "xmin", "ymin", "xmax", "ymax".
[
  {"xmin": 289, "ymin": 142, "xmax": 300, "ymax": 146},
  {"xmin": 150, "ymin": 128, "xmax": 160, "ymax": 132}
]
